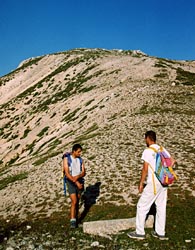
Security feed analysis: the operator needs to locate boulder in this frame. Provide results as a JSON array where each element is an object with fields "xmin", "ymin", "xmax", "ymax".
[{"xmin": 83, "ymin": 215, "xmax": 154, "ymax": 236}]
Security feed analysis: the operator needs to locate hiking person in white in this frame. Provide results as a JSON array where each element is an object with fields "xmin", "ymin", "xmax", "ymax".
[{"xmin": 128, "ymin": 131, "xmax": 176, "ymax": 240}]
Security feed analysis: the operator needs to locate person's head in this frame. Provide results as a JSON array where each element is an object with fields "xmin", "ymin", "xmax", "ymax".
[
  {"xmin": 145, "ymin": 130, "xmax": 156, "ymax": 147},
  {"xmin": 72, "ymin": 144, "xmax": 82, "ymax": 157}
]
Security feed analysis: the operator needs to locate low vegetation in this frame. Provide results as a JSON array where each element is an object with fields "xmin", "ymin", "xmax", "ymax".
[
  {"xmin": 0, "ymin": 172, "xmax": 28, "ymax": 191},
  {"xmin": 176, "ymin": 67, "xmax": 195, "ymax": 85}
]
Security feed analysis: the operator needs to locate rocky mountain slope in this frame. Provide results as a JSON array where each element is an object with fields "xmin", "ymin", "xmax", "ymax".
[{"xmin": 0, "ymin": 48, "xmax": 195, "ymax": 223}]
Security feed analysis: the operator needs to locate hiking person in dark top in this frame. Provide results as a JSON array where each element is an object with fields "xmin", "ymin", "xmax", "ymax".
[{"xmin": 63, "ymin": 144, "xmax": 86, "ymax": 228}]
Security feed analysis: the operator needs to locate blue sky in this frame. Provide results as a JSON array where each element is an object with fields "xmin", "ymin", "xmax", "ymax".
[{"xmin": 0, "ymin": 0, "xmax": 195, "ymax": 77}]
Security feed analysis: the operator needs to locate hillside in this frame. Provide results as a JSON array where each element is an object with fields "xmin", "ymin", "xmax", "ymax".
[{"xmin": 0, "ymin": 48, "xmax": 195, "ymax": 248}]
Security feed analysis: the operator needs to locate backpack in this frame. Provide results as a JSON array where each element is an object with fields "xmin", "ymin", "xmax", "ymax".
[
  {"xmin": 149, "ymin": 146, "xmax": 178, "ymax": 194},
  {"xmin": 61, "ymin": 152, "xmax": 83, "ymax": 196}
]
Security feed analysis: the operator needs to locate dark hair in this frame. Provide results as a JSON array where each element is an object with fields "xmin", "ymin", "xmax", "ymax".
[
  {"xmin": 72, "ymin": 144, "xmax": 82, "ymax": 152},
  {"xmin": 145, "ymin": 130, "xmax": 156, "ymax": 142}
]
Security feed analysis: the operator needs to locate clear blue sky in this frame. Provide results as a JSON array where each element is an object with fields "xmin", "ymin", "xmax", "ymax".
[{"xmin": 1, "ymin": 0, "xmax": 195, "ymax": 77}]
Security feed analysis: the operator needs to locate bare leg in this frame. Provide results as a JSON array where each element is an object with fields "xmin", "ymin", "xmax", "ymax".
[
  {"xmin": 76, "ymin": 193, "xmax": 81, "ymax": 221},
  {"xmin": 70, "ymin": 193, "xmax": 77, "ymax": 219}
]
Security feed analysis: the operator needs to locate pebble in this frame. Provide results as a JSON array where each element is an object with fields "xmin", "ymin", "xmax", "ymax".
[
  {"xmin": 26, "ymin": 225, "xmax": 31, "ymax": 230},
  {"xmin": 143, "ymin": 243, "xmax": 148, "ymax": 247},
  {"xmin": 44, "ymin": 241, "xmax": 52, "ymax": 246},
  {"xmin": 28, "ymin": 243, "xmax": 35, "ymax": 249},
  {"xmin": 91, "ymin": 241, "xmax": 99, "ymax": 247},
  {"xmin": 7, "ymin": 238, "xmax": 16, "ymax": 247}
]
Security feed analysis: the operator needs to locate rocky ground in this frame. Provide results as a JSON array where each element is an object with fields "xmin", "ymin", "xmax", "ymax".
[{"xmin": 0, "ymin": 49, "xmax": 195, "ymax": 249}]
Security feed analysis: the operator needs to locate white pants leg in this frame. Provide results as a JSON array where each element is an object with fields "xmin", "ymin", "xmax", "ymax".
[
  {"xmin": 136, "ymin": 181, "xmax": 167, "ymax": 235},
  {"xmin": 155, "ymin": 185, "xmax": 167, "ymax": 236}
]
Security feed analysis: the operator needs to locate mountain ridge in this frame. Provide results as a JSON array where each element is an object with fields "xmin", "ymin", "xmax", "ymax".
[{"xmin": 0, "ymin": 48, "xmax": 195, "ymax": 223}]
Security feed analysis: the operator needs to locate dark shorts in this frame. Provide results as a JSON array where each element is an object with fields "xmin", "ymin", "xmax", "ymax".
[{"xmin": 66, "ymin": 179, "xmax": 84, "ymax": 195}]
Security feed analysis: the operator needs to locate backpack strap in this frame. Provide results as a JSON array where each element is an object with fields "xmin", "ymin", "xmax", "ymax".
[
  {"xmin": 61, "ymin": 152, "xmax": 72, "ymax": 196},
  {"xmin": 149, "ymin": 146, "xmax": 158, "ymax": 153},
  {"xmin": 168, "ymin": 166, "xmax": 178, "ymax": 180},
  {"xmin": 62, "ymin": 152, "xmax": 73, "ymax": 174},
  {"xmin": 148, "ymin": 146, "xmax": 159, "ymax": 195},
  {"xmin": 148, "ymin": 164, "xmax": 157, "ymax": 195},
  {"xmin": 78, "ymin": 157, "xmax": 83, "ymax": 172},
  {"xmin": 62, "ymin": 152, "xmax": 72, "ymax": 166}
]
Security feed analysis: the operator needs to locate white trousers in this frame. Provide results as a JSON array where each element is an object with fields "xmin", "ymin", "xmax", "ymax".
[{"xmin": 136, "ymin": 180, "xmax": 168, "ymax": 236}]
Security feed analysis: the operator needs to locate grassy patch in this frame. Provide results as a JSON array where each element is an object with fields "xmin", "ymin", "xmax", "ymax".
[
  {"xmin": 79, "ymin": 115, "xmax": 88, "ymax": 123},
  {"xmin": 73, "ymin": 123, "xmax": 100, "ymax": 143},
  {"xmin": 62, "ymin": 108, "xmax": 80, "ymax": 123},
  {"xmin": 37, "ymin": 126, "xmax": 50, "ymax": 137},
  {"xmin": 26, "ymin": 140, "xmax": 37, "ymax": 154},
  {"xmin": 33, "ymin": 137, "xmax": 56, "ymax": 155},
  {"xmin": 0, "ymin": 172, "xmax": 28, "ymax": 190},
  {"xmin": 108, "ymin": 113, "xmax": 118, "ymax": 121},
  {"xmin": 6, "ymin": 154, "xmax": 20, "ymax": 166},
  {"xmin": 33, "ymin": 151, "xmax": 60, "ymax": 166},
  {"xmin": 154, "ymin": 72, "xmax": 168, "ymax": 78},
  {"xmin": 0, "ymin": 189, "xmax": 194, "ymax": 249},
  {"xmin": 87, "ymin": 105, "xmax": 98, "ymax": 112},
  {"xmin": 78, "ymin": 85, "xmax": 96, "ymax": 93},
  {"xmin": 154, "ymin": 59, "xmax": 171, "ymax": 68},
  {"xmin": 176, "ymin": 67, "xmax": 195, "ymax": 85},
  {"xmin": 85, "ymin": 99, "xmax": 95, "ymax": 106},
  {"xmin": 21, "ymin": 127, "xmax": 31, "ymax": 139},
  {"xmin": 74, "ymin": 132, "xmax": 101, "ymax": 143}
]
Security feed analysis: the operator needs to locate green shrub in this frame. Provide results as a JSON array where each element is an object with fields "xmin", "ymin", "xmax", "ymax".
[
  {"xmin": 62, "ymin": 108, "xmax": 80, "ymax": 123},
  {"xmin": 154, "ymin": 72, "xmax": 168, "ymax": 78},
  {"xmin": 79, "ymin": 115, "xmax": 87, "ymax": 123},
  {"xmin": 0, "ymin": 172, "xmax": 28, "ymax": 190},
  {"xmin": 21, "ymin": 127, "xmax": 31, "ymax": 139},
  {"xmin": 85, "ymin": 99, "xmax": 94, "ymax": 106},
  {"xmin": 6, "ymin": 154, "xmax": 20, "ymax": 166},
  {"xmin": 33, "ymin": 151, "xmax": 60, "ymax": 166},
  {"xmin": 37, "ymin": 126, "xmax": 50, "ymax": 137},
  {"xmin": 176, "ymin": 67, "xmax": 195, "ymax": 85}
]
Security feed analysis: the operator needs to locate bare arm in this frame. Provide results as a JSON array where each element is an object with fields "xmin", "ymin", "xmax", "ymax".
[
  {"xmin": 63, "ymin": 158, "xmax": 75, "ymax": 182},
  {"xmin": 139, "ymin": 161, "xmax": 148, "ymax": 193}
]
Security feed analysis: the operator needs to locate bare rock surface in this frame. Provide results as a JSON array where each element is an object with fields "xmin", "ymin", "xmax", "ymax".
[{"xmin": 83, "ymin": 215, "xmax": 154, "ymax": 236}]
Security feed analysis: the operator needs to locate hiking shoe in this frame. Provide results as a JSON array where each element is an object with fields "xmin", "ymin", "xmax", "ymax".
[
  {"xmin": 70, "ymin": 220, "xmax": 77, "ymax": 229},
  {"xmin": 151, "ymin": 231, "xmax": 169, "ymax": 240},
  {"xmin": 127, "ymin": 231, "xmax": 145, "ymax": 240}
]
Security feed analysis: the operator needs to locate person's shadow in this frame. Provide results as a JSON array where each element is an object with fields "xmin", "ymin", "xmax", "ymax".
[
  {"xmin": 146, "ymin": 202, "xmax": 156, "ymax": 230},
  {"xmin": 78, "ymin": 182, "xmax": 101, "ymax": 224}
]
